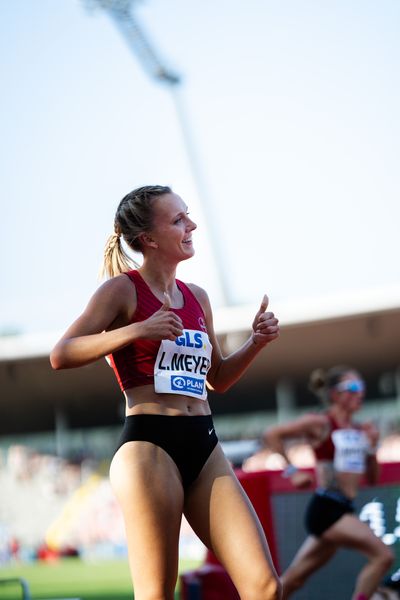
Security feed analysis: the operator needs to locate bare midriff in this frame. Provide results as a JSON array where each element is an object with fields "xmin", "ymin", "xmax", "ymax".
[
  {"xmin": 123, "ymin": 384, "xmax": 212, "ymax": 417},
  {"xmin": 315, "ymin": 461, "xmax": 363, "ymax": 499}
]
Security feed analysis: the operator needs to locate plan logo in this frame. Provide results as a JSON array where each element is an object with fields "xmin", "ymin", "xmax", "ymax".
[{"xmin": 171, "ymin": 375, "xmax": 204, "ymax": 395}]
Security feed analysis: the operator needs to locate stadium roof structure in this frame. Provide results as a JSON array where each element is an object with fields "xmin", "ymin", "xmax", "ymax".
[
  {"xmin": 2, "ymin": 284, "xmax": 400, "ymax": 361},
  {"xmin": 1, "ymin": 285, "xmax": 399, "ymax": 436}
]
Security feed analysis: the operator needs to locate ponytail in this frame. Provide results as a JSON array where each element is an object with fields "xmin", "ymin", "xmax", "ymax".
[
  {"xmin": 308, "ymin": 364, "xmax": 357, "ymax": 404},
  {"xmin": 308, "ymin": 368, "xmax": 328, "ymax": 403},
  {"xmin": 99, "ymin": 231, "xmax": 139, "ymax": 280}
]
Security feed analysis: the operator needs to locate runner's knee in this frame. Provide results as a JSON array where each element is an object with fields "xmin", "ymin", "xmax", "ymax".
[
  {"xmin": 282, "ymin": 569, "xmax": 307, "ymax": 594},
  {"xmin": 243, "ymin": 571, "xmax": 282, "ymax": 600},
  {"xmin": 366, "ymin": 544, "xmax": 394, "ymax": 578},
  {"xmin": 376, "ymin": 546, "xmax": 395, "ymax": 573}
]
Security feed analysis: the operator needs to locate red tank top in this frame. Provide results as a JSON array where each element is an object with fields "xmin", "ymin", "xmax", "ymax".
[
  {"xmin": 314, "ymin": 414, "xmax": 369, "ymax": 473},
  {"xmin": 314, "ymin": 414, "xmax": 362, "ymax": 461},
  {"xmin": 314, "ymin": 414, "xmax": 338, "ymax": 461},
  {"xmin": 108, "ymin": 270, "xmax": 209, "ymax": 391}
]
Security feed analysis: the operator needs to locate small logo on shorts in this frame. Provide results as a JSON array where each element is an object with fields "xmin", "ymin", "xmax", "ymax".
[{"xmin": 208, "ymin": 428, "xmax": 214, "ymax": 435}]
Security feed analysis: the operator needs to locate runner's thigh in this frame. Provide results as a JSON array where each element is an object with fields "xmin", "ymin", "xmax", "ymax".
[
  {"xmin": 110, "ymin": 441, "xmax": 185, "ymax": 592},
  {"xmin": 323, "ymin": 513, "xmax": 387, "ymax": 557},
  {"xmin": 184, "ymin": 444, "xmax": 278, "ymax": 585}
]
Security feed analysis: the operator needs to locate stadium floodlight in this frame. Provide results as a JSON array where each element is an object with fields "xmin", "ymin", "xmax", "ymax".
[{"xmin": 83, "ymin": 0, "xmax": 181, "ymax": 86}]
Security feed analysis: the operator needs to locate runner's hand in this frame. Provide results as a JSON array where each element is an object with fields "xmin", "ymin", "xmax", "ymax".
[
  {"xmin": 252, "ymin": 294, "xmax": 279, "ymax": 346},
  {"xmin": 362, "ymin": 421, "xmax": 380, "ymax": 451},
  {"xmin": 137, "ymin": 292, "xmax": 183, "ymax": 341},
  {"xmin": 290, "ymin": 471, "xmax": 314, "ymax": 489}
]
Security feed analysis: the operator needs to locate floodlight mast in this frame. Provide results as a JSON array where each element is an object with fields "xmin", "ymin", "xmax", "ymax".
[{"xmin": 85, "ymin": 0, "xmax": 233, "ymax": 306}]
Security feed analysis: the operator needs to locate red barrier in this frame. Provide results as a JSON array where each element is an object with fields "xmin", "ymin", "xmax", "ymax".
[{"xmin": 180, "ymin": 564, "xmax": 240, "ymax": 600}]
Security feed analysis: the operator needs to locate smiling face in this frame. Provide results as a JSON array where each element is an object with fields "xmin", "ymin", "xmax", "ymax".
[
  {"xmin": 330, "ymin": 370, "xmax": 365, "ymax": 414},
  {"xmin": 145, "ymin": 192, "xmax": 197, "ymax": 263}
]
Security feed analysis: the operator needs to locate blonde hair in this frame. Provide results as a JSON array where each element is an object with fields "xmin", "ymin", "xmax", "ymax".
[
  {"xmin": 100, "ymin": 185, "xmax": 172, "ymax": 279},
  {"xmin": 308, "ymin": 364, "xmax": 360, "ymax": 404}
]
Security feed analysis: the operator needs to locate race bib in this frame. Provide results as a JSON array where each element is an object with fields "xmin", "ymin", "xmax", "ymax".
[
  {"xmin": 332, "ymin": 429, "xmax": 370, "ymax": 473},
  {"xmin": 154, "ymin": 329, "xmax": 212, "ymax": 400}
]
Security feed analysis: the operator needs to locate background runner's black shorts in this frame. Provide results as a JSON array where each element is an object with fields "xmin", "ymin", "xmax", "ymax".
[{"xmin": 305, "ymin": 489, "xmax": 355, "ymax": 536}]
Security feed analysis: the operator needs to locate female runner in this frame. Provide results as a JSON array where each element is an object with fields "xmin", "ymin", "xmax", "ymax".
[
  {"xmin": 263, "ymin": 365, "xmax": 394, "ymax": 600},
  {"xmin": 51, "ymin": 185, "xmax": 282, "ymax": 600}
]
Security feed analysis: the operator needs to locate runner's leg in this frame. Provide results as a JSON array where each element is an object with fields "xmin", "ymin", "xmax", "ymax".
[
  {"xmin": 184, "ymin": 443, "xmax": 281, "ymax": 600},
  {"xmin": 322, "ymin": 514, "xmax": 394, "ymax": 600},
  {"xmin": 280, "ymin": 535, "xmax": 337, "ymax": 599},
  {"xmin": 110, "ymin": 441, "xmax": 185, "ymax": 600}
]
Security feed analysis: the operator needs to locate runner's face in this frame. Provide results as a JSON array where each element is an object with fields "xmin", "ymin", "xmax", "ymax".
[
  {"xmin": 150, "ymin": 193, "xmax": 197, "ymax": 261},
  {"xmin": 332, "ymin": 371, "xmax": 365, "ymax": 413}
]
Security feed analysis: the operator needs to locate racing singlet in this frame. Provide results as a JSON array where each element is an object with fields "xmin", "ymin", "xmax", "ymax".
[
  {"xmin": 108, "ymin": 270, "xmax": 212, "ymax": 400},
  {"xmin": 331, "ymin": 429, "xmax": 370, "ymax": 473},
  {"xmin": 315, "ymin": 415, "xmax": 370, "ymax": 474}
]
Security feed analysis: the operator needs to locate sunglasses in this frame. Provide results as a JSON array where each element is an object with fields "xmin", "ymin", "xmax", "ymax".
[{"xmin": 335, "ymin": 380, "xmax": 365, "ymax": 393}]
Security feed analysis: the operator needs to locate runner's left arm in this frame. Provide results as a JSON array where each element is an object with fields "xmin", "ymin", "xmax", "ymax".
[{"xmin": 190, "ymin": 286, "xmax": 279, "ymax": 393}]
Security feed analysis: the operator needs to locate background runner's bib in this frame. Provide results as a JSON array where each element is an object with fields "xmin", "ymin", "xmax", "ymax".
[
  {"xmin": 332, "ymin": 429, "xmax": 370, "ymax": 473},
  {"xmin": 154, "ymin": 329, "xmax": 212, "ymax": 400}
]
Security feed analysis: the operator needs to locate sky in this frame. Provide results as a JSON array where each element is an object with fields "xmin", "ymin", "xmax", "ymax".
[{"xmin": 1, "ymin": 0, "xmax": 399, "ymax": 336}]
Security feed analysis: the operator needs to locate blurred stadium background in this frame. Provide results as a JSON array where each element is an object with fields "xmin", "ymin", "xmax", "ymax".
[{"xmin": 1, "ymin": 292, "xmax": 399, "ymax": 599}]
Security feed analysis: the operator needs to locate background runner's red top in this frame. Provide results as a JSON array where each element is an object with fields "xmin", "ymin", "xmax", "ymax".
[
  {"xmin": 314, "ymin": 414, "xmax": 339, "ymax": 461},
  {"xmin": 314, "ymin": 414, "xmax": 362, "ymax": 461},
  {"xmin": 108, "ymin": 270, "xmax": 208, "ymax": 391}
]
